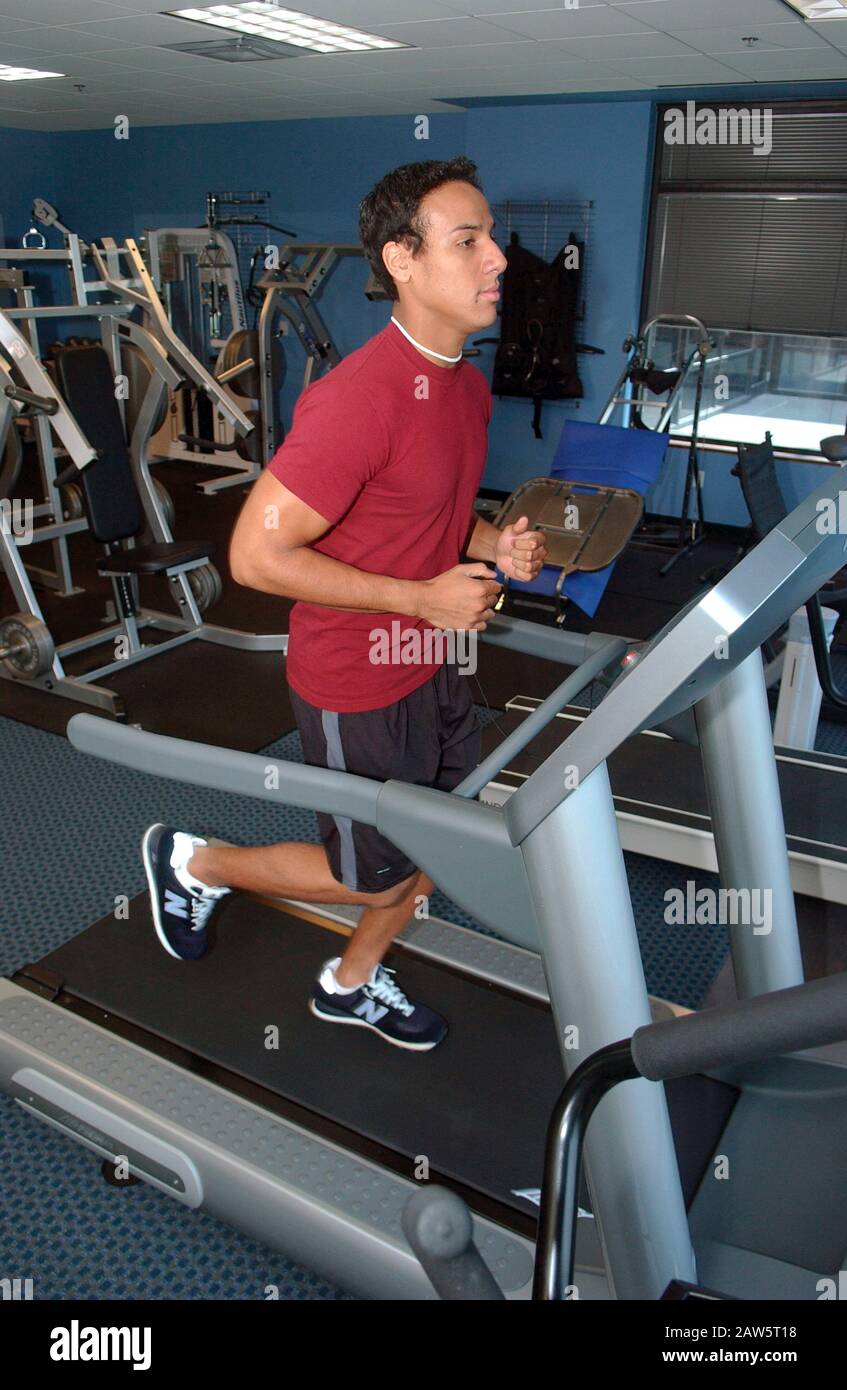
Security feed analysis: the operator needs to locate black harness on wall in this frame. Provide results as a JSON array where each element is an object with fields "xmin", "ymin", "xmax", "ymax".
[{"xmin": 489, "ymin": 231, "xmax": 584, "ymax": 439}]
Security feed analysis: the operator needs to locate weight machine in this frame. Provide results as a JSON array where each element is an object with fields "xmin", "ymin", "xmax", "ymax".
[
  {"xmin": 0, "ymin": 306, "xmax": 286, "ymax": 719},
  {"xmin": 143, "ymin": 222, "xmax": 263, "ymax": 493},
  {"xmin": 254, "ymin": 242, "xmax": 381, "ymax": 469},
  {"xmin": 0, "ymin": 199, "xmax": 255, "ymax": 597},
  {"xmin": 143, "ymin": 214, "xmax": 385, "ymax": 483}
]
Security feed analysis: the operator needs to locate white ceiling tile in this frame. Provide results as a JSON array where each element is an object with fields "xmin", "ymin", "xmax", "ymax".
[
  {"xmin": 670, "ymin": 22, "xmax": 833, "ymax": 54},
  {"xmin": 309, "ymin": 42, "xmax": 534, "ymax": 73},
  {"xmin": 0, "ymin": 40, "xmax": 68, "ymax": 65},
  {"xmin": 0, "ymin": 110, "xmax": 116, "ymax": 128},
  {"xmin": 0, "ymin": 27, "xmax": 142, "ymax": 53},
  {"xmin": 283, "ymin": 50, "xmax": 425, "ymax": 73},
  {"xmin": 0, "ymin": 109, "xmax": 49, "ymax": 125},
  {"xmin": 294, "ymin": 93, "xmax": 463, "ymax": 109},
  {"xmin": 711, "ymin": 46, "xmax": 847, "ymax": 76},
  {"xmin": 0, "ymin": 1, "xmax": 151, "ymax": 21},
  {"xmin": 0, "ymin": 16, "xmax": 48, "ymax": 33},
  {"xmin": 809, "ymin": 21, "xmax": 847, "ymax": 55},
  {"xmin": 59, "ymin": 13, "xmax": 236, "ymax": 47},
  {"xmin": 611, "ymin": 0, "xmax": 805, "ymax": 34},
  {"xmin": 439, "ymin": 72, "xmax": 648, "ymax": 94},
  {"xmin": 0, "ymin": 50, "xmax": 164, "ymax": 78},
  {"xmin": 290, "ymin": 0, "xmax": 479, "ymax": 23},
  {"xmin": 275, "ymin": 70, "xmax": 447, "ymax": 93},
  {"xmin": 0, "ymin": 77, "xmax": 67, "ymax": 101},
  {"xmin": 599, "ymin": 52, "xmax": 756, "ymax": 80},
  {"xmin": 0, "ymin": 85, "xmax": 73, "ymax": 111},
  {"xmin": 361, "ymin": 15, "xmax": 536, "ymax": 46},
  {"xmin": 61, "ymin": 43, "xmax": 305, "ymax": 76},
  {"xmin": 542, "ymin": 31, "xmax": 700, "ymax": 60},
  {"xmin": 458, "ymin": 0, "xmax": 605, "ymax": 13},
  {"xmin": 467, "ymin": 6, "xmax": 654, "ymax": 40}
]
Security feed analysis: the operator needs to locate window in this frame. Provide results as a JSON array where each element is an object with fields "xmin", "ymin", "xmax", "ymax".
[{"xmin": 641, "ymin": 102, "xmax": 847, "ymax": 454}]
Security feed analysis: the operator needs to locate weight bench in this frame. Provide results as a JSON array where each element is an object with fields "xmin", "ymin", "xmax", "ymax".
[{"xmin": 0, "ymin": 337, "xmax": 285, "ymax": 720}]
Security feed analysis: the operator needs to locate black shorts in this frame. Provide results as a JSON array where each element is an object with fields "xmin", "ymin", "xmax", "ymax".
[{"xmin": 289, "ymin": 662, "xmax": 481, "ymax": 894}]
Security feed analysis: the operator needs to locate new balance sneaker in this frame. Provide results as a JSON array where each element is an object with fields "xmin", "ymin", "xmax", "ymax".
[
  {"xmin": 310, "ymin": 957, "xmax": 447, "ymax": 1051},
  {"xmin": 141, "ymin": 824, "xmax": 231, "ymax": 961}
]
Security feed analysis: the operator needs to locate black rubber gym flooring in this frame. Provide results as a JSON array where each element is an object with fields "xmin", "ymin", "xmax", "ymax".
[{"xmin": 1, "ymin": 455, "xmax": 293, "ymax": 746}]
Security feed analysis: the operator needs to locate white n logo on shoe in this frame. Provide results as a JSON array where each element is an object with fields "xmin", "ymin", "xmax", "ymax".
[
  {"xmin": 164, "ymin": 889, "xmax": 189, "ymax": 919},
  {"xmin": 354, "ymin": 999, "xmax": 388, "ymax": 1025}
]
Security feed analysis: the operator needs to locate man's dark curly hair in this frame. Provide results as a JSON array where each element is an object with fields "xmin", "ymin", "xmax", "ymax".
[{"xmin": 358, "ymin": 157, "xmax": 482, "ymax": 302}]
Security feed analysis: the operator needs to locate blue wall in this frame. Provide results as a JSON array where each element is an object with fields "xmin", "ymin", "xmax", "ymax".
[
  {"xmin": 0, "ymin": 130, "xmax": 57, "ymax": 240},
  {"xmin": 2, "ymin": 84, "xmax": 845, "ymax": 523},
  {"xmin": 465, "ymin": 99, "xmax": 655, "ymax": 490},
  {"xmin": 0, "ymin": 130, "xmax": 60, "ymax": 310}
]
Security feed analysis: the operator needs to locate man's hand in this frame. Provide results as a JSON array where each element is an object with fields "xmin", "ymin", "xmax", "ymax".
[
  {"xmin": 416, "ymin": 563, "xmax": 502, "ymax": 631},
  {"xmin": 495, "ymin": 515, "xmax": 548, "ymax": 582}
]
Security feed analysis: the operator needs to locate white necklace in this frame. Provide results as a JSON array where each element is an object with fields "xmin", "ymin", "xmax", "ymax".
[{"xmin": 390, "ymin": 316, "xmax": 463, "ymax": 363}]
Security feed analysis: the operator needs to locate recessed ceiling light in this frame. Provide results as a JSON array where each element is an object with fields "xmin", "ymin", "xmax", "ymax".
[
  {"xmin": 0, "ymin": 64, "xmax": 65, "ymax": 81},
  {"xmin": 168, "ymin": 3, "xmax": 408, "ymax": 54},
  {"xmin": 778, "ymin": 0, "xmax": 847, "ymax": 18}
]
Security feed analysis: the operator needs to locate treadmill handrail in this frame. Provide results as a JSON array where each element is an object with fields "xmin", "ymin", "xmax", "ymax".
[
  {"xmin": 537, "ymin": 969, "xmax": 847, "ymax": 1301},
  {"xmin": 67, "ymin": 717, "xmax": 382, "ymax": 824},
  {"xmin": 630, "ymin": 968, "xmax": 847, "ymax": 1083},
  {"xmin": 504, "ymin": 470, "xmax": 847, "ymax": 847},
  {"xmin": 454, "ymin": 635, "xmax": 627, "ymax": 799},
  {"xmin": 66, "ymin": 635, "xmax": 625, "ymax": 823}
]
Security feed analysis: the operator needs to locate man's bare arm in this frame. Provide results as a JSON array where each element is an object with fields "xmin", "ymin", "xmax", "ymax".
[
  {"xmin": 464, "ymin": 514, "xmax": 500, "ymax": 564},
  {"xmin": 229, "ymin": 471, "xmax": 419, "ymax": 614},
  {"xmin": 229, "ymin": 471, "xmax": 502, "ymax": 630}
]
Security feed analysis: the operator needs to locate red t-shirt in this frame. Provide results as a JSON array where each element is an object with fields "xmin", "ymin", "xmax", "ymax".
[{"xmin": 267, "ymin": 319, "xmax": 492, "ymax": 712}]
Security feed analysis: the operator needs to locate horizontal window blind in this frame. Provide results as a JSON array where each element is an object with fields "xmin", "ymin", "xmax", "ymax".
[{"xmin": 646, "ymin": 104, "xmax": 847, "ymax": 336}]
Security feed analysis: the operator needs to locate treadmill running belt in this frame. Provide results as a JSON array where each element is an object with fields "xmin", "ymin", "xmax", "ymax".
[
  {"xmin": 33, "ymin": 893, "xmax": 565, "ymax": 1221},
  {"xmin": 30, "ymin": 894, "xmax": 736, "ymax": 1225}
]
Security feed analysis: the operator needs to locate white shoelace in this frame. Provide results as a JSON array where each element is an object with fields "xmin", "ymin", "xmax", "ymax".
[{"xmin": 365, "ymin": 966, "xmax": 414, "ymax": 1017}]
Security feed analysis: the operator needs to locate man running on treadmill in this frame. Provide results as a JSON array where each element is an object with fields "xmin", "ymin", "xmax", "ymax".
[{"xmin": 142, "ymin": 157, "xmax": 547, "ymax": 1051}]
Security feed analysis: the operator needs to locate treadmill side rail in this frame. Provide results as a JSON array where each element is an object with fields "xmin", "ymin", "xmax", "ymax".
[
  {"xmin": 12, "ymin": 1066, "xmax": 203, "ymax": 1207},
  {"xmin": 0, "ymin": 981, "xmax": 536, "ymax": 1301}
]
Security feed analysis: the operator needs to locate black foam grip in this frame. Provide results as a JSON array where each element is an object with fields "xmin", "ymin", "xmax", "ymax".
[{"xmin": 631, "ymin": 972, "xmax": 847, "ymax": 1082}]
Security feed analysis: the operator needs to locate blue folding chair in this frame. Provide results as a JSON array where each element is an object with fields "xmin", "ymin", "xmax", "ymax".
[{"xmin": 494, "ymin": 420, "xmax": 669, "ymax": 619}]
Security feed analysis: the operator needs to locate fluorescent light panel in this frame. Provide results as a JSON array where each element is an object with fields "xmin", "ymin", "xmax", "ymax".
[
  {"xmin": 170, "ymin": 3, "xmax": 407, "ymax": 53},
  {"xmin": 779, "ymin": 0, "xmax": 847, "ymax": 18},
  {"xmin": 0, "ymin": 64, "xmax": 65, "ymax": 81}
]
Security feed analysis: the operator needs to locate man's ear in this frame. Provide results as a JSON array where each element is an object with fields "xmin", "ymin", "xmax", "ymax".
[{"xmin": 383, "ymin": 237, "xmax": 412, "ymax": 289}]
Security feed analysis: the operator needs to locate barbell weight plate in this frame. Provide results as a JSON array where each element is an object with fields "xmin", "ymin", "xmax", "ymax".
[
  {"xmin": 0, "ymin": 613, "xmax": 54, "ymax": 679},
  {"xmin": 154, "ymin": 479, "xmax": 176, "ymax": 530},
  {"xmin": 188, "ymin": 562, "xmax": 223, "ymax": 614},
  {"xmin": 0, "ymin": 422, "xmax": 24, "ymax": 501},
  {"xmin": 235, "ymin": 409, "xmax": 263, "ymax": 464},
  {"xmin": 60, "ymin": 482, "xmax": 84, "ymax": 520},
  {"xmin": 219, "ymin": 329, "xmax": 260, "ymax": 400}
]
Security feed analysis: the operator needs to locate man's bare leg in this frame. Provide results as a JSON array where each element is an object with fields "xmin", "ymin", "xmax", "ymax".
[
  {"xmin": 335, "ymin": 871, "xmax": 434, "ymax": 987},
  {"xmin": 189, "ymin": 840, "xmax": 435, "ymax": 986}
]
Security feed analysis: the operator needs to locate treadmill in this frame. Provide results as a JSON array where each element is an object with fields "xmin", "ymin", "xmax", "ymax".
[
  {"xmin": 2, "ymin": 468, "xmax": 847, "ymax": 1299},
  {"xmin": 483, "ymin": 698, "xmax": 847, "ymax": 906}
]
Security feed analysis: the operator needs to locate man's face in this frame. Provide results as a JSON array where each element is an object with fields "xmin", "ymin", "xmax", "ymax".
[{"xmin": 388, "ymin": 180, "xmax": 508, "ymax": 335}]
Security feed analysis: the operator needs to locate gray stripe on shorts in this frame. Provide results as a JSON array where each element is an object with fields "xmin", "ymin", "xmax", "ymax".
[{"xmin": 320, "ymin": 708, "xmax": 358, "ymax": 890}]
